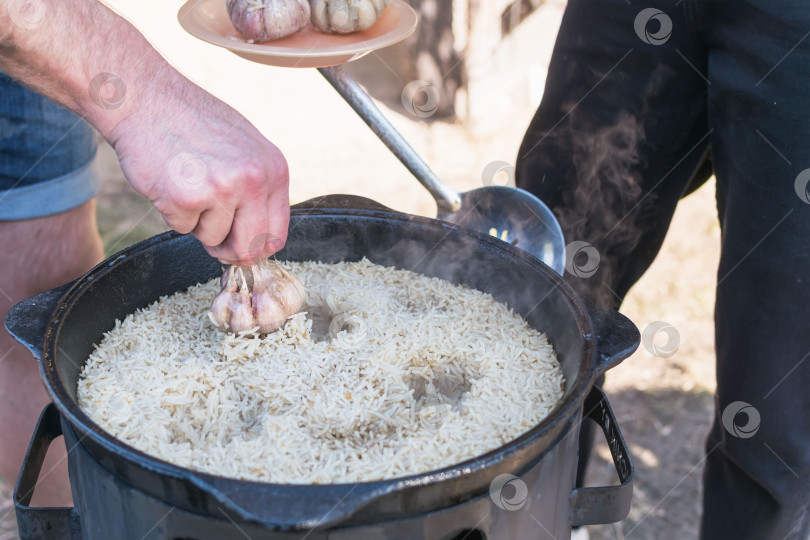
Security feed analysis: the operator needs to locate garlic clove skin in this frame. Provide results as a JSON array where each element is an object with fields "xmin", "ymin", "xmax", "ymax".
[
  {"xmin": 355, "ymin": 0, "xmax": 386, "ymax": 29},
  {"xmin": 252, "ymin": 289, "xmax": 293, "ymax": 334},
  {"xmin": 219, "ymin": 265, "xmax": 238, "ymax": 290},
  {"xmin": 251, "ymin": 261, "xmax": 306, "ymax": 333},
  {"xmin": 210, "ymin": 267, "xmax": 239, "ymax": 330},
  {"xmin": 209, "ymin": 289, "xmax": 238, "ymax": 331},
  {"xmin": 230, "ymin": 273, "xmax": 257, "ymax": 332},
  {"xmin": 227, "ymin": 0, "xmax": 311, "ymax": 42},
  {"xmin": 310, "ymin": 0, "xmax": 390, "ymax": 34},
  {"xmin": 209, "ymin": 260, "xmax": 306, "ymax": 335}
]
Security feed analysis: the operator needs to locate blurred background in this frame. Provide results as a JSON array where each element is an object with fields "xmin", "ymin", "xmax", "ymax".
[{"xmin": 1, "ymin": 1, "xmax": 720, "ymax": 538}]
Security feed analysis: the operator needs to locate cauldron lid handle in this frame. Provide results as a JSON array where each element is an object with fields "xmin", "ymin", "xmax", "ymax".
[{"xmin": 4, "ymin": 281, "xmax": 75, "ymax": 362}]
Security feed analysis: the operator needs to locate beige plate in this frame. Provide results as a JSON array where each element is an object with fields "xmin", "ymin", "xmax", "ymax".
[{"xmin": 178, "ymin": 0, "xmax": 418, "ymax": 68}]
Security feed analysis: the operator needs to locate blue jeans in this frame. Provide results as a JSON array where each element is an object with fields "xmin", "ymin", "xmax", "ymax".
[
  {"xmin": 516, "ymin": 0, "xmax": 810, "ymax": 537},
  {"xmin": 0, "ymin": 72, "xmax": 100, "ymax": 220}
]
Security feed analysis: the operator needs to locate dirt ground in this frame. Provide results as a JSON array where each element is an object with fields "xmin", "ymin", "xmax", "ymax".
[{"xmin": 1, "ymin": 1, "xmax": 722, "ymax": 538}]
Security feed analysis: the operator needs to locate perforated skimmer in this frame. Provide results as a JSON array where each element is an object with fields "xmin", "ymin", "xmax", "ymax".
[{"xmin": 319, "ymin": 66, "xmax": 566, "ymax": 274}]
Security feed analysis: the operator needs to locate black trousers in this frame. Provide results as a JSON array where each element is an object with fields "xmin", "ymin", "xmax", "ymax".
[{"xmin": 515, "ymin": 1, "xmax": 810, "ymax": 538}]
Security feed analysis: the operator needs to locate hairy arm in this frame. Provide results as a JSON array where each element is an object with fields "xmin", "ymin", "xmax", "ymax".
[{"xmin": 0, "ymin": 0, "xmax": 290, "ymax": 264}]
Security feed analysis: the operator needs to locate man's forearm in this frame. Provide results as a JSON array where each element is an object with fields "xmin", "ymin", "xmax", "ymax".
[
  {"xmin": 0, "ymin": 0, "xmax": 181, "ymax": 139},
  {"xmin": 1, "ymin": 0, "xmax": 292, "ymax": 265}
]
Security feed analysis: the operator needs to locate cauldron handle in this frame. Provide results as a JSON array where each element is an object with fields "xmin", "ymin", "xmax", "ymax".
[
  {"xmin": 13, "ymin": 403, "xmax": 82, "ymax": 539},
  {"xmin": 4, "ymin": 281, "xmax": 75, "ymax": 362},
  {"xmin": 585, "ymin": 300, "xmax": 640, "ymax": 376},
  {"xmin": 292, "ymin": 194, "xmax": 396, "ymax": 213},
  {"xmin": 570, "ymin": 386, "xmax": 634, "ymax": 526}
]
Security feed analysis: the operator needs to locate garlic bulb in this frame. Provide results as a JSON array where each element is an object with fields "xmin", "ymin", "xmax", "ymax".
[
  {"xmin": 227, "ymin": 0, "xmax": 311, "ymax": 42},
  {"xmin": 209, "ymin": 260, "xmax": 306, "ymax": 335},
  {"xmin": 310, "ymin": 0, "xmax": 390, "ymax": 34}
]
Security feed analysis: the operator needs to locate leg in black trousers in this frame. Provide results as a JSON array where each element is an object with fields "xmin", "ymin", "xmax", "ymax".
[
  {"xmin": 516, "ymin": 1, "xmax": 810, "ymax": 537},
  {"xmin": 700, "ymin": 1, "xmax": 810, "ymax": 538}
]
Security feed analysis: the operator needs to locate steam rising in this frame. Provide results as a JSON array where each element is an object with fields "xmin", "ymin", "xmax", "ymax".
[
  {"xmin": 562, "ymin": 111, "xmax": 644, "ymax": 246},
  {"xmin": 555, "ymin": 110, "xmax": 654, "ymax": 307}
]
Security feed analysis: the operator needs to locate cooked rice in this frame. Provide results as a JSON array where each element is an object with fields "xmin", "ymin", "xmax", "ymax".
[{"xmin": 78, "ymin": 259, "xmax": 564, "ymax": 483}]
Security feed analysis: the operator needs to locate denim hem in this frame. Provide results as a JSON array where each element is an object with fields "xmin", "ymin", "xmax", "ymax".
[{"xmin": 0, "ymin": 150, "xmax": 101, "ymax": 220}]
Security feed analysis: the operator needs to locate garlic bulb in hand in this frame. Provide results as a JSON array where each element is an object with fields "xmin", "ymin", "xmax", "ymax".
[
  {"xmin": 227, "ymin": 0, "xmax": 311, "ymax": 42},
  {"xmin": 209, "ymin": 260, "xmax": 306, "ymax": 334},
  {"xmin": 310, "ymin": 0, "xmax": 390, "ymax": 34}
]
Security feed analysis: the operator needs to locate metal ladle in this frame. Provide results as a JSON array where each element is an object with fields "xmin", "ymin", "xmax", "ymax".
[{"xmin": 318, "ymin": 65, "xmax": 566, "ymax": 275}]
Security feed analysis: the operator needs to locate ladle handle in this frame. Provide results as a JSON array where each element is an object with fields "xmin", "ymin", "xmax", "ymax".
[{"xmin": 318, "ymin": 65, "xmax": 461, "ymax": 214}]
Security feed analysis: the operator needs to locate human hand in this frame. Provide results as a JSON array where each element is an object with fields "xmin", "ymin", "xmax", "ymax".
[
  {"xmin": 0, "ymin": 0, "xmax": 290, "ymax": 265},
  {"xmin": 108, "ymin": 71, "xmax": 290, "ymax": 266}
]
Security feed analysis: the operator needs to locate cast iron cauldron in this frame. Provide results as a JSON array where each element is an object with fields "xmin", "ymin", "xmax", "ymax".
[{"xmin": 7, "ymin": 196, "xmax": 639, "ymax": 540}]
